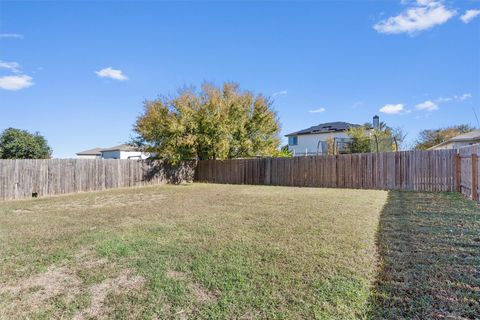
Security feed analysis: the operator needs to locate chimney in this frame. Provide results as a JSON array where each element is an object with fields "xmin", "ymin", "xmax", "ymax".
[{"xmin": 373, "ymin": 115, "xmax": 380, "ymax": 130}]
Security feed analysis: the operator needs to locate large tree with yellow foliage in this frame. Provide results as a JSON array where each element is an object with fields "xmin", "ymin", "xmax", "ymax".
[{"xmin": 133, "ymin": 82, "xmax": 281, "ymax": 163}]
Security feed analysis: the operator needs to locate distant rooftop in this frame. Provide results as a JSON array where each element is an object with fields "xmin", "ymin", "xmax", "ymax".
[
  {"xmin": 76, "ymin": 147, "xmax": 103, "ymax": 156},
  {"xmin": 100, "ymin": 144, "xmax": 139, "ymax": 152},
  {"xmin": 285, "ymin": 121, "xmax": 360, "ymax": 137},
  {"xmin": 76, "ymin": 144, "xmax": 139, "ymax": 155},
  {"xmin": 429, "ymin": 130, "xmax": 480, "ymax": 149},
  {"xmin": 447, "ymin": 130, "xmax": 480, "ymax": 142}
]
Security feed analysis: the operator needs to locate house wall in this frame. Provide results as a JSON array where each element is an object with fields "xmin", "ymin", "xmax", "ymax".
[
  {"xmin": 76, "ymin": 155, "xmax": 100, "ymax": 159},
  {"xmin": 119, "ymin": 151, "xmax": 150, "ymax": 160},
  {"xmin": 288, "ymin": 132, "xmax": 350, "ymax": 156},
  {"xmin": 98, "ymin": 150, "xmax": 150, "ymax": 160}
]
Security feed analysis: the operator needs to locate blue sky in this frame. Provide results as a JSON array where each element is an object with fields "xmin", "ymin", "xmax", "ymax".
[{"xmin": 1, "ymin": 0, "xmax": 479, "ymax": 158}]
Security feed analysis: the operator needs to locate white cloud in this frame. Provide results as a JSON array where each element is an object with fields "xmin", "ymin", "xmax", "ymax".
[
  {"xmin": 0, "ymin": 75, "xmax": 33, "ymax": 91},
  {"xmin": 272, "ymin": 90, "xmax": 287, "ymax": 97},
  {"xmin": 0, "ymin": 61, "xmax": 21, "ymax": 73},
  {"xmin": 460, "ymin": 9, "xmax": 480, "ymax": 23},
  {"xmin": 309, "ymin": 107, "xmax": 326, "ymax": 113},
  {"xmin": 95, "ymin": 67, "xmax": 128, "ymax": 81},
  {"xmin": 373, "ymin": 1, "xmax": 456, "ymax": 35},
  {"xmin": 436, "ymin": 93, "xmax": 472, "ymax": 102},
  {"xmin": 0, "ymin": 33, "xmax": 24, "ymax": 39},
  {"xmin": 379, "ymin": 104, "xmax": 405, "ymax": 114},
  {"xmin": 455, "ymin": 93, "xmax": 472, "ymax": 101},
  {"xmin": 415, "ymin": 100, "xmax": 439, "ymax": 111},
  {"xmin": 436, "ymin": 96, "xmax": 452, "ymax": 102}
]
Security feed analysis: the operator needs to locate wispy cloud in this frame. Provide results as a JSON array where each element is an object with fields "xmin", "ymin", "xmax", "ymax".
[
  {"xmin": 309, "ymin": 107, "xmax": 326, "ymax": 113},
  {"xmin": 272, "ymin": 90, "xmax": 287, "ymax": 97},
  {"xmin": 0, "ymin": 33, "xmax": 24, "ymax": 39},
  {"xmin": 460, "ymin": 9, "xmax": 480, "ymax": 23},
  {"xmin": 415, "ymin": 100, "xmax": 439, "ymax": 111},
  {"xmin": 379, "ymin": 104, "xmax": 405, "ymax": 114},
  {"xmin": 436, "ymin": 93, "xmax": 472, "ymax": 102},
  {"xmin": 373, "ymin": 0, "xmax": 456, "ymax": 35},
  {"xmin": 0, "ymin": 75, "xmax": 33, "ymax": 91},
  {"xmin": 0, "ymin": 61, "xmax": 21, "ymax": 73},
  {"xmin": 455, "ymin": 93, "xmax": 472, "ymax": 101},
  {"xmin": 95, "ymin": 67, "xmax": 128, "ymax": 81}
]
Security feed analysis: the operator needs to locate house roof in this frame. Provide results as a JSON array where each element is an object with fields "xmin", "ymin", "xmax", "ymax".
[
  {"xmin": 100, "ymin": 144, "xmax": 139, "ymax": 152},
  {"xmin": 429, "ymin": 130, "xmax": 480, "ymax": 149},
  {"xmin": 285, "ymin": 121, "xmax": 360, "ymax": 137},
  {"xmin": 76, "ymin": 147, "xmax": 103, "ymax": 156},
  {"xmin": 447, "ymin": 130, "xmax": 480, "ymax": 142}
]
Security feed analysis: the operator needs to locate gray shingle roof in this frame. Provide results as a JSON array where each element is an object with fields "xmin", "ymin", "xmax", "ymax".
[
  {"xmin": 428, "ymin": 130, "xmax": 480, "ymax": 149},
  {"xmin": 100, "ymin": 144, "xmax": 138, "ymax": 152},
  {"xmin": 285, "ymin": 122, "xmax": 360, "ymax": 137},
  {"xmin": 77, "ymin": 144, "xmax": 139, "ymax": 155},
  {"xmin": 76, "ymin": 147, "xmax": 103, "ymax": 156},
  {"xmin": 447, "ymin": 130, "xmax": 480, "ymax": 142}
]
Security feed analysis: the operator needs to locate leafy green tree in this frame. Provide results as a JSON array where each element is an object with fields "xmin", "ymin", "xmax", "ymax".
[
  {"xmin": 414, "ymin": 124, "xmax": 474, "ymax": 150},
  {"xmin": 277, "ymin": 145, "xmax": 293, "ymax": 157},
  {"xmin": 346, "ymin": 126, "xmax": 371, "ymax": 153},
  {"xmin": 346, "ymin": 123, "xmax": 406, "ymax": 154},
  {"xmin": 134, "ymin": 82, "xmax": 281, "ymax": 163},
  {"xmin": 0, "ymin": 128, "xmax": 52, "ymax": 159}
]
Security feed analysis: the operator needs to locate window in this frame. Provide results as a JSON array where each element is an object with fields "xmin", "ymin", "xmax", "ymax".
[{"xmin": 288, "ymin": 136, "xmax": 298, "ymax": 146}]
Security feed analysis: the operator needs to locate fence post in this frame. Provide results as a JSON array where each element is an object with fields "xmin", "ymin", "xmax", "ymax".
[
  {"xmin": 472, "ymin": 153, "xmax": 478, "ymax": 201},
  {"xmin": 455, "ymin": 153, "xmax": 461, "ymax": 193}
]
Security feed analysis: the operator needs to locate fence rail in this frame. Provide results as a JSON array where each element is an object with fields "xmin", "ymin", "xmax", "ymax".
[
  {"xmin": 196, "ymin": 149, "xmax": 459, "ymax": 192},
  {"xmin": 0, "ymin": 159, "xmax": 195, "ymax": 200}
]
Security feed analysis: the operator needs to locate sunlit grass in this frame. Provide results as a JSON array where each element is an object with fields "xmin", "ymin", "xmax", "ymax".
[{"xmin": 0, "ymin": 184, "xmax": 387, "ymax": 319}]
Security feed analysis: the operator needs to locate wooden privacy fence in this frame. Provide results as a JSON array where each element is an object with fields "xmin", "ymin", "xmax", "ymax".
[
  {"xmin": 457, "ymin": 144, "xmax": 480, "ymax": 202},
  {"xmin": 2, "ymin": 145, "xmax": 479, "ymax": 202},
  {"xmin": 0, "ymin": 159, "xmax": 195, "ymax": 200},
  {"xmin": 196, "ymin": 149, "xmax": 461, "ymax": 192}
]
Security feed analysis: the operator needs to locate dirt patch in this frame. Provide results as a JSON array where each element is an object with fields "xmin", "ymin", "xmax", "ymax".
[
  {"xmin": 0, "ymin": 266, "xmax": 81, "ymax": 312},
  {"xmin": 75, "ymin": 247, "xmax": 109, "ymax": 270},
  {"xmin": 74, "ymin": 270, "xmax": 145, "ymax": 320},
  {"xmin": 165, "ymin": 270, "xmax": 217, "ymax": 303},
  {"xmin": 188, "ymin": 282, "xmax": 217, "ymax": 303}
]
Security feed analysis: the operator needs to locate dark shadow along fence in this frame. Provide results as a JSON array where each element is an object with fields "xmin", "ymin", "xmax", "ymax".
[
  {"xmin": 196, "ymin": 149, "xmax": 469, "ymax": 194},
  {"xmin": 0, "ymin": 159, "xmax": 195, "ymax": 200}
]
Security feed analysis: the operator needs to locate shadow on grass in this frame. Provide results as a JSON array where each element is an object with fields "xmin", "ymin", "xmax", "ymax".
[{"xmin": 370, "ymin": 191, "xmax": 480, "ymax": 319}]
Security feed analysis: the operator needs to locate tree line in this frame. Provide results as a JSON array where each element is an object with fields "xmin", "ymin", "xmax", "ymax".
[{"xmin": 1, "ymin": 82, "xmax": 476, "ymax": 159}]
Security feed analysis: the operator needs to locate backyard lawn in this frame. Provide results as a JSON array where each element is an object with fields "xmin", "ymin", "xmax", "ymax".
[{"xmin": 0, "ymin": 184, "xmax": 478, "ymax": 319}]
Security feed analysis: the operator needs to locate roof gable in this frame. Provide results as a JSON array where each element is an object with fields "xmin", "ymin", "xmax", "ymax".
[
  {"xmin": 285, "ymin": 122, "xmax": 360, "ymax": 136},
  {"xmin": 100, "ymin": 144, "xmax": 139, "ymax": 152},
  {"xmin": 76, "ymin": 147, "xmax": 103, "ymax": 156}
]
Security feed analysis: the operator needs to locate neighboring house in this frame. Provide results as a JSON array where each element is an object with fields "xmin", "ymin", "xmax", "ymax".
[
  {"xmin": 76, "ymin": 147, "xmax": 103, "ymax": 159},
  {"xmin": 76, "ymin": 144, "xmax": 150, "ymax": 160},
  {"xmin": 429, "ymin": 130, "xmax": 480, "ymax": 150},
  {"xmin": 285, "ymin": 121, "xmax": 361, "ymax": 156}
]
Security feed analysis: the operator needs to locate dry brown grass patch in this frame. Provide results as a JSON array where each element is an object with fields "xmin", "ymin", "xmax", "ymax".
[
  {"xmin": 0, "ymin": 266, "xmax": 81, "ymax": 314},
  {"xmin": 73, "ymin": 270, "xmax": 145, "ymax": 320}
]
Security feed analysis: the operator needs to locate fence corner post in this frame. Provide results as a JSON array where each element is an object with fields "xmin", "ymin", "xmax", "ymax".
[
  {"xmin": 455, "ymin": 153, "xmax": 461, "ymax": 193},
  {"xmin": 472, "ymin": 153, "xmax": 478, "ymax": 201}
]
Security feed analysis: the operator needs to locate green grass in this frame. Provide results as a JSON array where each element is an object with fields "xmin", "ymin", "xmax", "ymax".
[
  {"xmin": 0, "ymin": 184, "xmax": 478, "ymax": 319},
  {"xmin": 371, "ymin": 191, "xmax": 480, "ymax": 319}
]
